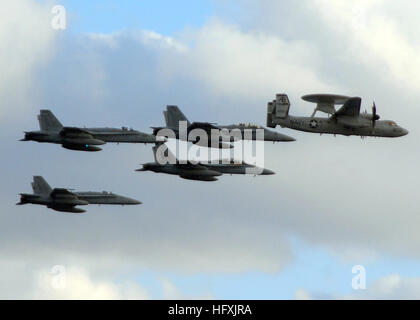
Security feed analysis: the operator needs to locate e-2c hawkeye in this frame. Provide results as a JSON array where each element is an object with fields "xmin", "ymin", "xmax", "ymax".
[{"xmin": 266, "ymin": 93, "xmax": 408, "ymax": 138}]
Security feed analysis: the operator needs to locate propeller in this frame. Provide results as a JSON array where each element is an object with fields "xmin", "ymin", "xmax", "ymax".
[{"xmin": 371, "ymin": 101, "xmax": 380, "ymax": 130}]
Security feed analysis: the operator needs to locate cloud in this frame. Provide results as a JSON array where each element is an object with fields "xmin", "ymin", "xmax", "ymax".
[
  {"xmin": 297, "ymin": 274, "xmax": 420, "ymax": 300},
  {"xmin": 313, "ymin": 0, "xmax": 420, "ymax": 93},
  {"xmin": 0, "ymin": 0, "xmax": 55, "ymax": 120},
  {"xmin": 3, "ymin": 0, "xmax": 420, "ymax": 299},
  {"xmin": 295, "ymin": 288, "xmax": 313, "ymax": 300},
  {"xmin": 34, "ymin": 266, "xmax": 149, "ymax": 300},
  {"xmin": 160, "ymin": 278, "xmax": 213, "ymax": 300},
  {"xmin": 159, "ymin": 20, "xmax": 336, "ymax": 102}
]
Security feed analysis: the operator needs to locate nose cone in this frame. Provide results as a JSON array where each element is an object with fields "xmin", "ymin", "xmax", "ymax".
[
  {"xmin": 261, "ymin": 168, "xmax": 275, "ymax": 175},
  {"xmin": 266, "ymin": 129, "xmax": 295, "ymax": 142},
  {"xmin": 122, "ymin": 196, "xmax": 142, "ymax": 205},
  {"xmin": 275, "ymin": 132, "xmax": 296, "ymax": 142},
  {"xmin": 401, "ymin": 128, "xmax": 409, "ymax": 136}
]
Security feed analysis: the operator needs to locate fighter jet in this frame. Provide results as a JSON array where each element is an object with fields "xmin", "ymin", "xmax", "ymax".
[
  {"xmin": 152, "ymin": 105, "xmax": 295, "ymax": 149},
  {"xmin": 136, "ymin": 143, "xmax": 275, "ymax": 181},
  {"xmin": 266, "ymin": 93, "xmax": 409, "ymax": 138},
  {"xmin": 17, "ymin": 176, "xmax": 141, "ymax": 213},
  {"xmin": 21, "ymin": 110, "xmax": 162, "ymax": 151}
]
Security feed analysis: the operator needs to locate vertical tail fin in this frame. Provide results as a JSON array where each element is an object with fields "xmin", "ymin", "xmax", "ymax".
[
  {"xmin": 152, "ymin": 143, "xmax": 177, "ymax": 164},
  {"xmin": 38, "ymin": 110, "xmax": 63, "ymax": 131},
  {"xmin": 267, "ymin": 94, "xmax": 290, "ymax": 127},
  {"xmin": 31, "ymin": 176, "xmax": 52, "ymax": 195},
  {"xmin": 163, "ymin": 111, "xmax": 169, "ymax": 127},
  {"xmin": 166, "ymin": 105, "xmax": 191, "ymax": 129}
]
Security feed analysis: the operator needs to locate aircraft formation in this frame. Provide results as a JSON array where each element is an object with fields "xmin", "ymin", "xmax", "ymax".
[{"xmin": 19, "ymin": 93, "xmax": 408, "ymax": 213}]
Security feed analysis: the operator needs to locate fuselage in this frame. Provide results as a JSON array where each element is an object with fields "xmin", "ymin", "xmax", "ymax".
[
  {"xmin": 219, "ymin": 124, "xmax": 295, "ymax": 142},
  {"xmin": 24, "ymin": 127, "xmax": 158, "ymax": 143},
  {"xmin": 138, "ymin": 162, "xmax": 275, "ymax": 181},
  {"xmin": 75, "ymin": 191, "xmax": 141, "ymax": 205},
  {"xmin": 275, "ymin": 115, "xmax": 408, "ymax": 138},
  {"xmin": 155, "ymin": 125, "xmax": 294, "ymax": 144},
  {"xmin": 18, "ymin": 191, "xmax": 141, "ymax": 213}
]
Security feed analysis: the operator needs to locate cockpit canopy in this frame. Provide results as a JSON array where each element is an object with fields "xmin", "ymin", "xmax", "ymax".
[{"xmin": 387, "ymin": 121, "xmax": 397, "ymax": 127}]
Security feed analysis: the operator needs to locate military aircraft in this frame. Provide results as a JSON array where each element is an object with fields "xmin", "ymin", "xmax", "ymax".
[
  {"xmin": 152, "ymin": 105, "xmax": 295, "ymax": 149},
  {"xmin": 136, "ymin": 143, "xmax": 275, "ymax": 181},
  {"xmin": 21, "ymin": 110, "xmax": 162, "ymax": 151},
  {"xmin": 17, "ymin": 176, "xmax": 141, "ymax": 213},
  {"xmin": 266, "ymin": 93, "xmax": 409, "ymax": 138}
]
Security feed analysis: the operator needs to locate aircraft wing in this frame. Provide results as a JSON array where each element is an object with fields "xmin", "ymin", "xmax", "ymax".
[
  {"xmin": 50, "ymin": 188, "xmax": 78, "ymax": 199},
  {"xmin": 59, "ymin": 127, "xmax": 105, "ymax": 147},
  {"xmin": 188, "ymin": 122, "xmax": 221, "ymax": 132},
  {"xmin": 175, "ymin": 163, "xmax": 208, "ymax": 170},
  {"xmin": 60, "ymin": 127, "xmax": 93, "ymax": 136},
  {"xmin": 50, "ymin": 188, "xmax": 89, "ymax": 206},
  {"xmin": 333, "ymin": 97, "xmax": 362, "ymax": 117}
]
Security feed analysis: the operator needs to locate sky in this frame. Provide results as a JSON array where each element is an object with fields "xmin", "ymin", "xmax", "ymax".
[{"xmin": 1, "ymin": 0, "xmax": 420, "ymax": 299}]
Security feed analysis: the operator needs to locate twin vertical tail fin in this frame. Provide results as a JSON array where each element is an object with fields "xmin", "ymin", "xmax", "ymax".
[
  {"xmin": 166, "ymin": 105, "xmax": 191, "ymax": 129},
  {"xmin": 267, "ymin": 94, "xmax": 290, "ymax": 128},
  {"xmin": 38, "ymin": 110, "xmax": 63, "ymax": 131},
  {"xmin": 31, "ymin": 176, "xmax": 52, "ymax": 195}
]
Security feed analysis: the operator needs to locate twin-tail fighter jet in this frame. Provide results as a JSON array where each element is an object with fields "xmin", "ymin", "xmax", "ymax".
[
  {"xmin": 266, "ymin": 94, "xmax": 408, "ymax": 138},
  {"xmin": 136, "ymin": 143, "xmax": 275, "ymax": 181},
  {"xmin": 17, "ymin": 176, "xmax": 141, "ymax": 213},
  {"xmin": 21, "ymin": 110, "xmax": 161, "ymax": 151},
  {"xmin": 152, "ymin": 105, "xmax": 295, "ymax": 149}
]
